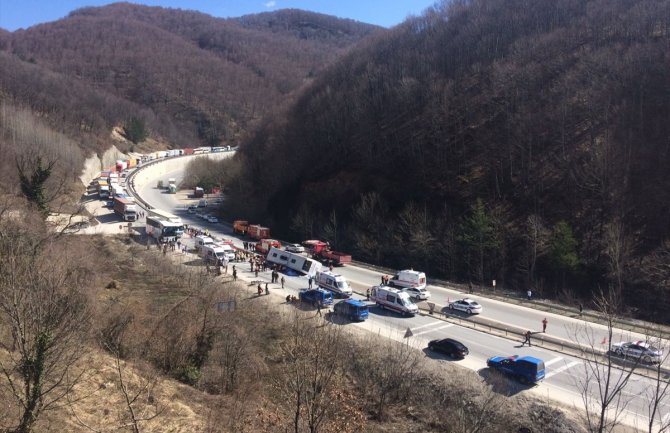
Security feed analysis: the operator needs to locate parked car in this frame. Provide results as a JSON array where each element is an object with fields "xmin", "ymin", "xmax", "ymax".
[
  {"xmin": 428, "ymin": 338, "xmax": 469, "ymax": 359},
  {"xmin": 285, "ymin": 243, "xmax": 305, "ymax": 253},
  {"xmin": 402, "ymin": 286, "xmax": 431, "ymax": 300},
  {"xmin": 187, "ymin": 205, "xmax": 197, "ymax": 213},
  {"xmin": 207, "ymin": 215, "xmax": 219, "ymax": 223},
  {"xmin": 448, "ymin": 298, "xmax": 483, "ymax": 315},
  {"xmin": 611, "ymin": 341, "xmax": 663, "ymax": 364}
]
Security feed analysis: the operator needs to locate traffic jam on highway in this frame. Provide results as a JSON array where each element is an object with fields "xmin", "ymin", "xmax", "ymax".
[{"xmin": 84, "ymin": 148, "xmax": 669, "ymax": 428}]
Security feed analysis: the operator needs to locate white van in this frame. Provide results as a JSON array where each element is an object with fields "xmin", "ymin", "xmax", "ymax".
[
  {"xmin": 389, "ymin": 270, "xmax": 427, "ymax": 291},
  {"xmin": 201, "ymin": 245, "xmax": 227, "ymax": 263},
  {"xmin": 371, "ymin": 285, "xmax": 418, "ymax": 316},
  {"xmin": 220, "ymin": 244, "xmax": 236, "ymax": 261},
  {"xmin": 194, "ymin": 235, "xmax": 215, "ymax": 253},
  {"xmin": 315, "ymin": 271, "xmax": 352, "ymax": 297}
]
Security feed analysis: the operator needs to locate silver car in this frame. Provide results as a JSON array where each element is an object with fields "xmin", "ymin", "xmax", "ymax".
[
  {"xmin": 611, "ymin": 341, "xmax": 663, "ymax": 364},
  {"xmin": 285, "ymin": 243, "xmax": 305, "ymax": 253},
  {"xmin": 403, "ymin": 287, "xmax": 431, "ymax": 300},
  {"xmin": 448, "ymin": 298, "xmax": 483, "ymax": 315}
]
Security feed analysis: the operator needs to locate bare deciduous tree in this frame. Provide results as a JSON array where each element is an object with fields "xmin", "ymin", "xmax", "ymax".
[
  {"xmin": 275, "ymin": 314, "xmax": 342, "ymax": 433},
  {"xmin": 0, "ymin": 220, "xmax": 92, "ymax": 433},
  {"xmin": 574, "ymin": 290, "xmax": 638, "ymax": 433}
]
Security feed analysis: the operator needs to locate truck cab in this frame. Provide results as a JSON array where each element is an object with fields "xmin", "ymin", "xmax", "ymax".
[
  {"xmin": 333, "ymin": 299, "xmax": 369, "ymax": 321},
  {"xmin": 486, "ymin": 355, "xmax": 545, "ymax": 384}
]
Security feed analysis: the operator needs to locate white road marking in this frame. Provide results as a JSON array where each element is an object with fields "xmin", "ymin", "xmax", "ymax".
[
  {"xmin": 411, "ymin": 321, "xmax": 449, "ymax": 332},
  {"xmin": 413, "ymin": 323, "xmax": 454, "ymax": 337},
  {"xmin": 543, "ymin": 357, "xmax": 565, "ymax": 367},
  {"xmin": 545, "ymin": 360, "xmax": 581, "ymax": 379}
]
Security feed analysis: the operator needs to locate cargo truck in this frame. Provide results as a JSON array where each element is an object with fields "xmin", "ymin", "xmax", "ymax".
[
  {"xmin": 255, "ymin": 239, "xmax": 281, "ymax": 254},
  {"xmin": 247, "ymin": 224, "xmax": 270, "ymax": 240},
  {"xmin": 302, "ymin": 240, "xmax": 352, "ymax": 266},
  {"xmin": 233, "ymin": 220, "xmax": 249, "ymax": 235},
  {"xmin": 168, "ymin": 178, "xmax": 177, "ymax": 194},
  {"xmin": 116, "ymin": 160, "xmax": 128, "ymax": 172},
  {"xmin": 113, "ymin": 197, "xmax": 138, "ymax": 222},
  {"xmin": 97, "ymin": 180, "xmax": 110, "ymax": 199}
]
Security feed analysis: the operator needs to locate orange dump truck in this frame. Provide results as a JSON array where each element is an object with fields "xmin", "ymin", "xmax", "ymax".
[{"xmin": 233, "ymin": 220, "xmax": 249, "ymax": 235}]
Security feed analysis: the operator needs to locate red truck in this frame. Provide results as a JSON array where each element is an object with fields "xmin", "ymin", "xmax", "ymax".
[
  {"xmin": 256, "ymin": 239, "xmax": 281, "ymax": 254},
  {"xmin": 302, "ymin": 240, "xmax": 352, "ymax": 266},
  {"xmin": 247, "ymin": 224, "xmax": 270, "ymax": 240}
]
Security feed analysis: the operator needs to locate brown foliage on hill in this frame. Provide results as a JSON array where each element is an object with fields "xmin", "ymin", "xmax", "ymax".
[
  {"xmin": 231, "ymin": 0, "xmax": 670, "ymax": 320},
  {"xmin": 0, "ymin": 3, "xmax": 379, "ymax": 148}
]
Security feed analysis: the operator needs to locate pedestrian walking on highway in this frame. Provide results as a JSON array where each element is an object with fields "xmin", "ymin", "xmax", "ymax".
[
  {"xmin": 527, "ymin": 289, "xmax": 532, "ymax": 301},
  {"xmin": 308, "ymin": 276, "xmax": 313, "ymax": 289},
  {"xmin": 233, "ymin": 268, "xmax": 237, "ymax": 281},
  {"xmin": 281, "ymin": 276, "xmax": 285, "ymax": 289},
  {"xmin": 366, "ymin": 288, "xmax": 370, "ymax": 301},
  {"xmin": 542, "ymin": 318, "xmax": 548, "ymax": 333},
  {"xmin": 522, "ymin": 330, "xmax": 532, "ymax": 347},
  {"xmin": 265, "ymin": 283, "xmax": 269, "ymax": 295},
  {"xmin": 316, "ymin": 301, "xmax": 322, "ymax": 317}
]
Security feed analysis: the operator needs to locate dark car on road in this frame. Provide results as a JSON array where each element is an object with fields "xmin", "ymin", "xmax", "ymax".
[{"xmin": 428, "ymin": 338, "xmax": 469, "ymax": 359}]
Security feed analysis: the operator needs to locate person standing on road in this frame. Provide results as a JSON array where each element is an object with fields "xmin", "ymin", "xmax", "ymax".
[
  {"xmin": 281, "ymin": 276, "xmax": 285, "ymax": 289},
  {"xmin": 232, "ymin": 268, "xmax": 237, "ymax": 281},
  {"xmin": 542, "ymin": 318, "xmax": 548, "ymax": 333},
  {"xmin": 316, "ymin": 301, "xmax": 322, "ymax": 317},
  {"xmin": 308, "ymin": 276, "xmax": 313, "ymax": 289},
  {"xmin": 579, "ymin": 303, "xmax": 584, "ymax": 316},
  {"xmin": 527, "ymin": 290, "xmax": 532, "ymax": 301},
  {"xmin": 522, "ymin": 330, "xmax": 532, "ymax": 347}
]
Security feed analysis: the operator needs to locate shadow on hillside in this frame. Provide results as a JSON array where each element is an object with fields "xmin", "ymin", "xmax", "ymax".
[
  {"xmin": 368, "ymin": 305, "xmax": 414, "ymax": 318},
  {"xmin": 95, "ymin": 213, "xmax": 123, "ymax": 224},
  {"xmin": 478, "ymin": 368, "xmax": 535, "ymax": 396},
  {"xmin": 422, "ymin": 347, "xmax": 465, "ymax": 362}
]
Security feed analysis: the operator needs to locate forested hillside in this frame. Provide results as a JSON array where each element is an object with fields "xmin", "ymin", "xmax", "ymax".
[
  {"xmin": 0, "ymin": 3, "xmax": 379, "ymax": 150},
  {"xmin": 231, "ymin": 0, "xmax": 670, "ymax": 320}
]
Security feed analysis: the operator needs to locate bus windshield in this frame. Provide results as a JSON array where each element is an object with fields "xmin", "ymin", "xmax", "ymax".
[{"xmin": 163, "ymin": 226, "xmax": 182, "ymax": 236}]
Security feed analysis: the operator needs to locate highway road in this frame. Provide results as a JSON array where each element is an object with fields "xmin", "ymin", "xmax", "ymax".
[{"xmin": 132, "ymin": 158, "xmax": 670, "ymax": 431}]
